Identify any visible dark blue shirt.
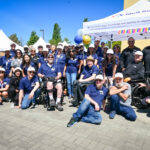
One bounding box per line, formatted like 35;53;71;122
82;65;99;79
21;62;35;76
54;54;66;74
66;58;79;73
10;49;16;58
38;63;61;77
98;57;104;70
0;78;10;88
85;84;108;108
0;55;13;76
19;75;39;94
38;56;48;65
105;59;118;77
96;47;103;57
37;52;43;58
84;54;98;60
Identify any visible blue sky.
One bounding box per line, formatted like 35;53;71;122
0;0;123;45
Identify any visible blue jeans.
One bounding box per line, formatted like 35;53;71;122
21;89;40;109
66;72;77;96
73;98;102;124
110;94;137;121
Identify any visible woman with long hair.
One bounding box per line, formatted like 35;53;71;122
8;67;22;106
102;49;118;86
21;54;35;77
63;49;79;99
9;49;23;77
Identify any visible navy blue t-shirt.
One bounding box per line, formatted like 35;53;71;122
38;56;48;65
96;47;103;57
0;55;13;76
82;65;99;79
0;78;10;88
19;75;39;94
38;63;61;77
85;84;108;108
54;54;66;74
66;58;79;73
10;49;16;58
21;62;35;76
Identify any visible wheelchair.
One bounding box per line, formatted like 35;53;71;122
38;77;64;111
131;72;150;108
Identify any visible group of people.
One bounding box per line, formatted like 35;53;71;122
0;36;150;127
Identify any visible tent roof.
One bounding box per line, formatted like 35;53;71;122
83;0;150;41
33;37;47;50
0;30;23;51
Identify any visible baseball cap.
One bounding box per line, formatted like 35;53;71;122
115;73;123;78
27;67;35;72
95;75;103;80
106;49;114;54
134;51;143;56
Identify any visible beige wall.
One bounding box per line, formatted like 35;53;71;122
122;0;150;50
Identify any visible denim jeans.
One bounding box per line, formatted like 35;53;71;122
73;98;102;124
110;94;137;121
66;72;77;96
21;89;40;109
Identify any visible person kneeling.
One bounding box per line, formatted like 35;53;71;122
109;73;137;121
17;67;40;109
67;75;108;127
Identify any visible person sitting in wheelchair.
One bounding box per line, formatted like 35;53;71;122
123;51;144;83
138;83;150;106
71;56;99;107
38;53;63;111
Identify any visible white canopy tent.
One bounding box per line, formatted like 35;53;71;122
0;29;23;51
33;37;47;51
83;0;150;41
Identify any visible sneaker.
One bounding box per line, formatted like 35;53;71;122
70;99;79;107
30;103;36;109
109;111;116;119
56;103;63;111
49;99;56;107
67;117;77;127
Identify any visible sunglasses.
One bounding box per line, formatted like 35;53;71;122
0;71;4;74
128;41;134;42
96;79;103;82
29;71;35;74
48;56;54;58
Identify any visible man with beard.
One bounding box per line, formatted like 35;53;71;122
109;73;137;121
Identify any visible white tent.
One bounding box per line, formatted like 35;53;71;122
83;0;150;41
33;37;47;51
0;29;23;51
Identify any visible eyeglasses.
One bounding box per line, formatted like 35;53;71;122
29;71;35;74
48;56;54;58
96;79;103;82
0;71;4;74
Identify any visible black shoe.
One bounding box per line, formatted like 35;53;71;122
30;103;36;109
49;99;56;107
70;99;79;107
0;102;3;105
56;103;63;111
67;117;77;127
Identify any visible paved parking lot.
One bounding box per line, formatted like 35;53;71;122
0;97;150;150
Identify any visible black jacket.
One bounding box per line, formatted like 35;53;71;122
143;46;150;72
120;46;141;69
123;61;144;80
9;76;22;90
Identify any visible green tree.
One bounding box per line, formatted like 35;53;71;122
49;23;62;45
83;18;88;22
63;37;70;44
27;31;39;46
9;34;21;45
106;41;121;49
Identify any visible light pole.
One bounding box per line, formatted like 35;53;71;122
40;29;44;40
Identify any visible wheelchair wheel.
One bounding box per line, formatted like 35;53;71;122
132;85;146;108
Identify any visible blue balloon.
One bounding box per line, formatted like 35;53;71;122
74;35;82;44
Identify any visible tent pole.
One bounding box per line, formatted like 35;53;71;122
110;34;113;49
